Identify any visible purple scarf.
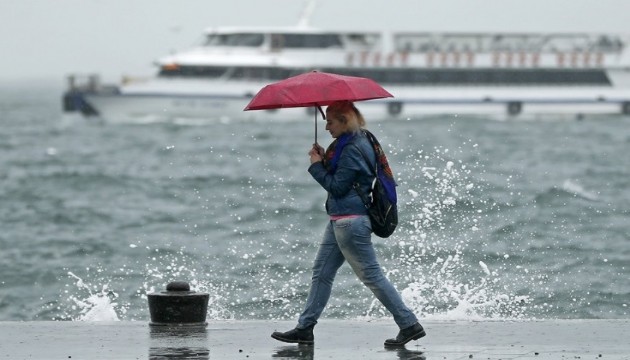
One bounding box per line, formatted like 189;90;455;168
323;132;355;174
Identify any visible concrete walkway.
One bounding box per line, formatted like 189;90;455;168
0;319;628;359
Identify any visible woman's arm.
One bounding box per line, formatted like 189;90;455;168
308;144;363;197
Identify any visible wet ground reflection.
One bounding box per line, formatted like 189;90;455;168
149;325;209;359
272;344;314;359
385;346;426;360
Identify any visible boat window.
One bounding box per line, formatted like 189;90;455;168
231;67;272;80
205;34;218;46
160;64;611;86
204;33;264;47
229;67;303;81
158;66;228;78
346;33;379;47
324;68;611;86
160;66;307;81
272;34;342;48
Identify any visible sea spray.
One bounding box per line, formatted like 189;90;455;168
65;272;121;321
55;245;233;321
141;245;233;320
561;179;599;201
52;140;539;321
380;141;534;320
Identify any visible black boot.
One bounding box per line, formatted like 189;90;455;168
271;325;314;345
384;322;426;347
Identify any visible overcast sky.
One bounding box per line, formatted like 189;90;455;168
1;0;629;83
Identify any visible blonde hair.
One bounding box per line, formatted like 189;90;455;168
326;100;365;132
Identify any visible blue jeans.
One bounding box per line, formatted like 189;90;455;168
297;215;418;329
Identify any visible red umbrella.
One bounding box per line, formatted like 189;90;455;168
244;70;393;142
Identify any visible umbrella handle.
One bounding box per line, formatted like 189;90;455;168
315;105;325;144
317;105;326;120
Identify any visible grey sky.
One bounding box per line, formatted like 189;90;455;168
1;0;629;82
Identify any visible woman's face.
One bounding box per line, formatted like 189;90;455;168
325;115;345;138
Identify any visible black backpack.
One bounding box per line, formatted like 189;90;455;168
352;133;398;238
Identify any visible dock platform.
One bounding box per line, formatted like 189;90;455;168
1;319;628;359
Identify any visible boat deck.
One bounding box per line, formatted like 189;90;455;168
1;319;629;359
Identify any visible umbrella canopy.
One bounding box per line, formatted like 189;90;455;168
244;71;393;143
244;70;393;111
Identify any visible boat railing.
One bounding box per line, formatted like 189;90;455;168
393;33;625;55
340;50;612;69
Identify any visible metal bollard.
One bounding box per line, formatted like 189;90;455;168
148;281;209;326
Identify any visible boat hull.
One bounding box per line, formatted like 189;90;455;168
78;85;630;122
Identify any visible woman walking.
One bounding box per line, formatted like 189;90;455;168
271;100;425;347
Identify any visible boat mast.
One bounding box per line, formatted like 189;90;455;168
297;0;317;28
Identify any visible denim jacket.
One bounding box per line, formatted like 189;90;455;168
308;130;376;216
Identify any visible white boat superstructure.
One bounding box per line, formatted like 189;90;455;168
63;24;630;121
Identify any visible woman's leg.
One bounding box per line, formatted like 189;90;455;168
334;216;418;329
297;221;346;328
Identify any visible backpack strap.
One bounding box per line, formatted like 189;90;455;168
350;142;377;209
351;143;377;177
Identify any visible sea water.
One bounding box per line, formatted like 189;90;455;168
0;81;628;322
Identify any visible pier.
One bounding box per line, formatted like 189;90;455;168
1;319;628;359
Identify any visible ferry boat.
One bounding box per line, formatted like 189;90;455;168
63;19;630;121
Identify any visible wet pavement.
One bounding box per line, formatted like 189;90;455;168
1;319;629;359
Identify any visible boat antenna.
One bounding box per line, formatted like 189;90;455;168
297;0;317;28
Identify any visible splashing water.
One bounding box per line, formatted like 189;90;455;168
53;139;540;322
65;272;121;321
140;246;234;321
561;179;599;201
57;247;234;322
371;140;534;320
